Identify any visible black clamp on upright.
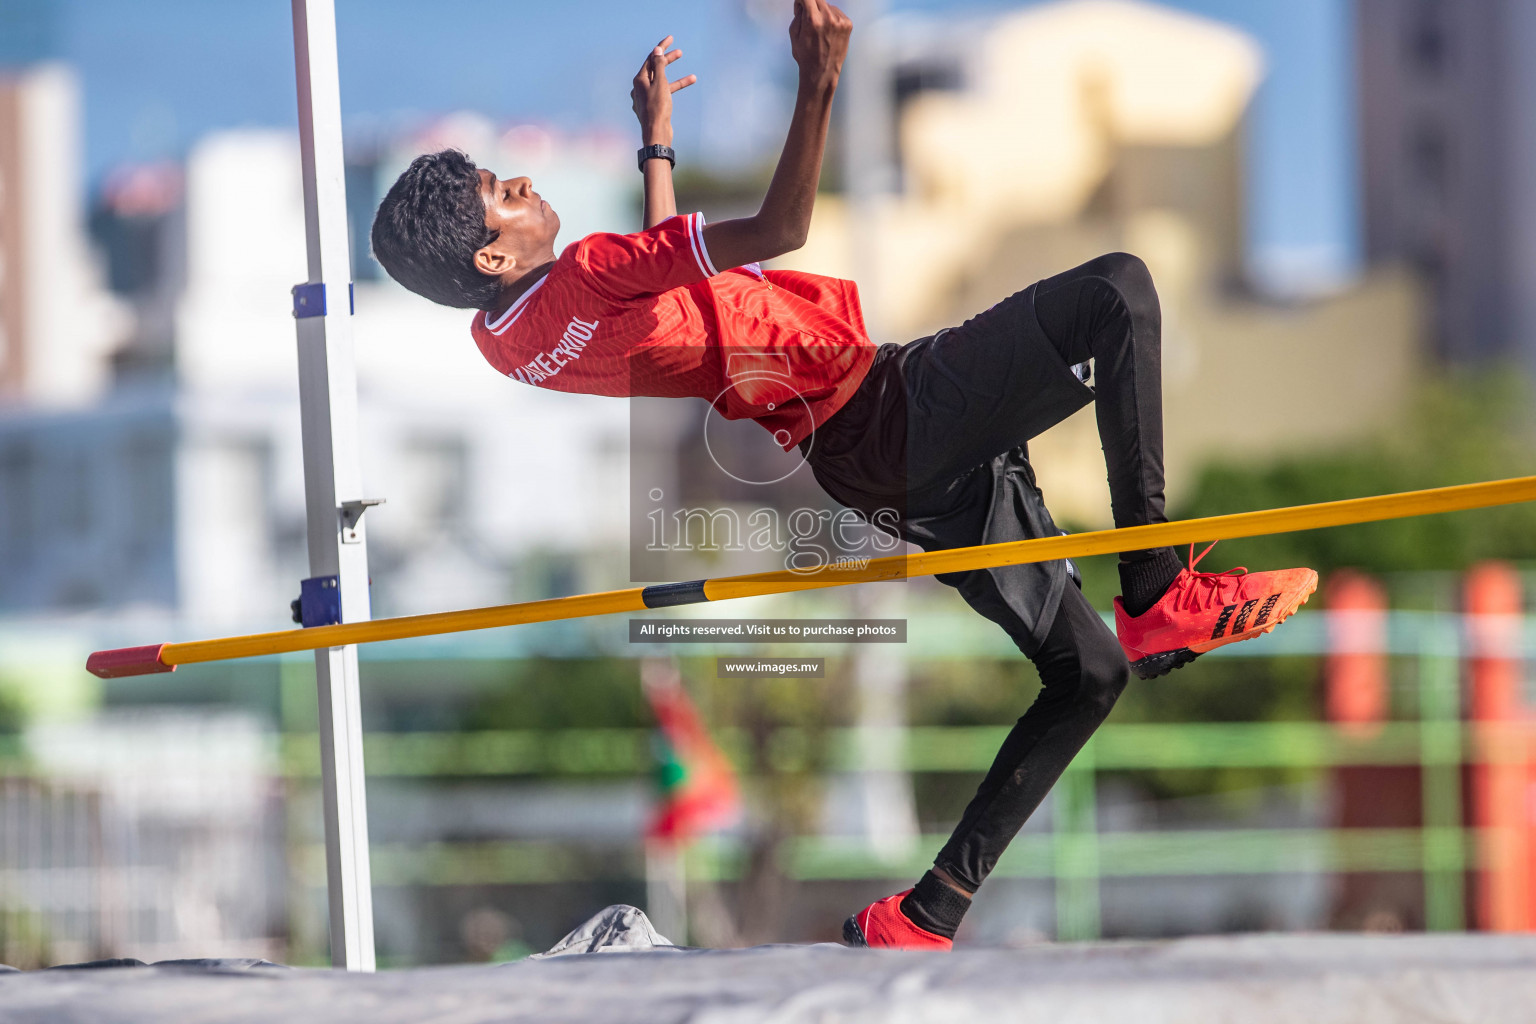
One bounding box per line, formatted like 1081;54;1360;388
291;575;342;627
291;282;355;318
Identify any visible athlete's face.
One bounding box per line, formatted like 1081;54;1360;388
474;169;560;279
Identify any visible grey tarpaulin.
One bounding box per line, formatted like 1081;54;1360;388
529;903;680;958
3;906;1536;1023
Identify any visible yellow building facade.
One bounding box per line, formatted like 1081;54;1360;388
780;0;1421;526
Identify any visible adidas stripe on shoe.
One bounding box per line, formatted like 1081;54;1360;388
1115;543;1318;680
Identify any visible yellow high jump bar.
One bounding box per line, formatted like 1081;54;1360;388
87;474;1536;678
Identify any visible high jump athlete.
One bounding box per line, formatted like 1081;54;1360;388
370;0;1317;950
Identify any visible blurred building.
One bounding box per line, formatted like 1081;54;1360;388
1357;0;1536;374
784;0;1424;525
0;95;649;963
90;162;185;385
0;65;126;405
0;110;639;626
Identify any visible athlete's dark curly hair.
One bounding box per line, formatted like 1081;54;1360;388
371;149;501;309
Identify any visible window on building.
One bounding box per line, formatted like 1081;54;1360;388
89;165;184;300
55;449;91;537
346;160;383;282
1408;119;1450;203
0;441;33;565
1406;0;1448;77
123;435;172;564
891;57;966;193
398;435;468;538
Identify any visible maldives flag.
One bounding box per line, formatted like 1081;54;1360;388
642;662;740;844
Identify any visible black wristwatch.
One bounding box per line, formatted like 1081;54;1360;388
637;144;676;172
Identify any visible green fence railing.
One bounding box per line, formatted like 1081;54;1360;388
265;604;1536;941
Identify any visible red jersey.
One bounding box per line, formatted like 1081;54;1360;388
470;212;875;450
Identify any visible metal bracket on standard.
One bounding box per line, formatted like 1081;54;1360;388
291;282;356;318
292;575;342;627
339;498;385;544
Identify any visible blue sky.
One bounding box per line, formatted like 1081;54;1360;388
50;0;1355;284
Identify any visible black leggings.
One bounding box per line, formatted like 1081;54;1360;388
935;253;1164;892
804;252;1167;893
933;583;1129;890
1033;252;1168;549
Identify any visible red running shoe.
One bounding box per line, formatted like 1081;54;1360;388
1115;543;1318;679
842;890;953;950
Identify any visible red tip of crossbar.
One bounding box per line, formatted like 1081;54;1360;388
86;644;176;679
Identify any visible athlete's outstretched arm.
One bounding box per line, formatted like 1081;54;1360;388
701;0;851;269
633;36;696;230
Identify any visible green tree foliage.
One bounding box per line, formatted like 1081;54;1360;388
0;688;23;735
1173;369;1536;583
1112;371;1536;799
465;657;648;732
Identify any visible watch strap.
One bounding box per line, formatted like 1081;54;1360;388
637;144;676;172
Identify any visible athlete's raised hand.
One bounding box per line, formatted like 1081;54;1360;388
631;35;696;148
696;0;849;270
789;0;852;89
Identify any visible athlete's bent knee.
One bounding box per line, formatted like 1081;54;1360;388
1076;643;1130;719
1092;252;1158;318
